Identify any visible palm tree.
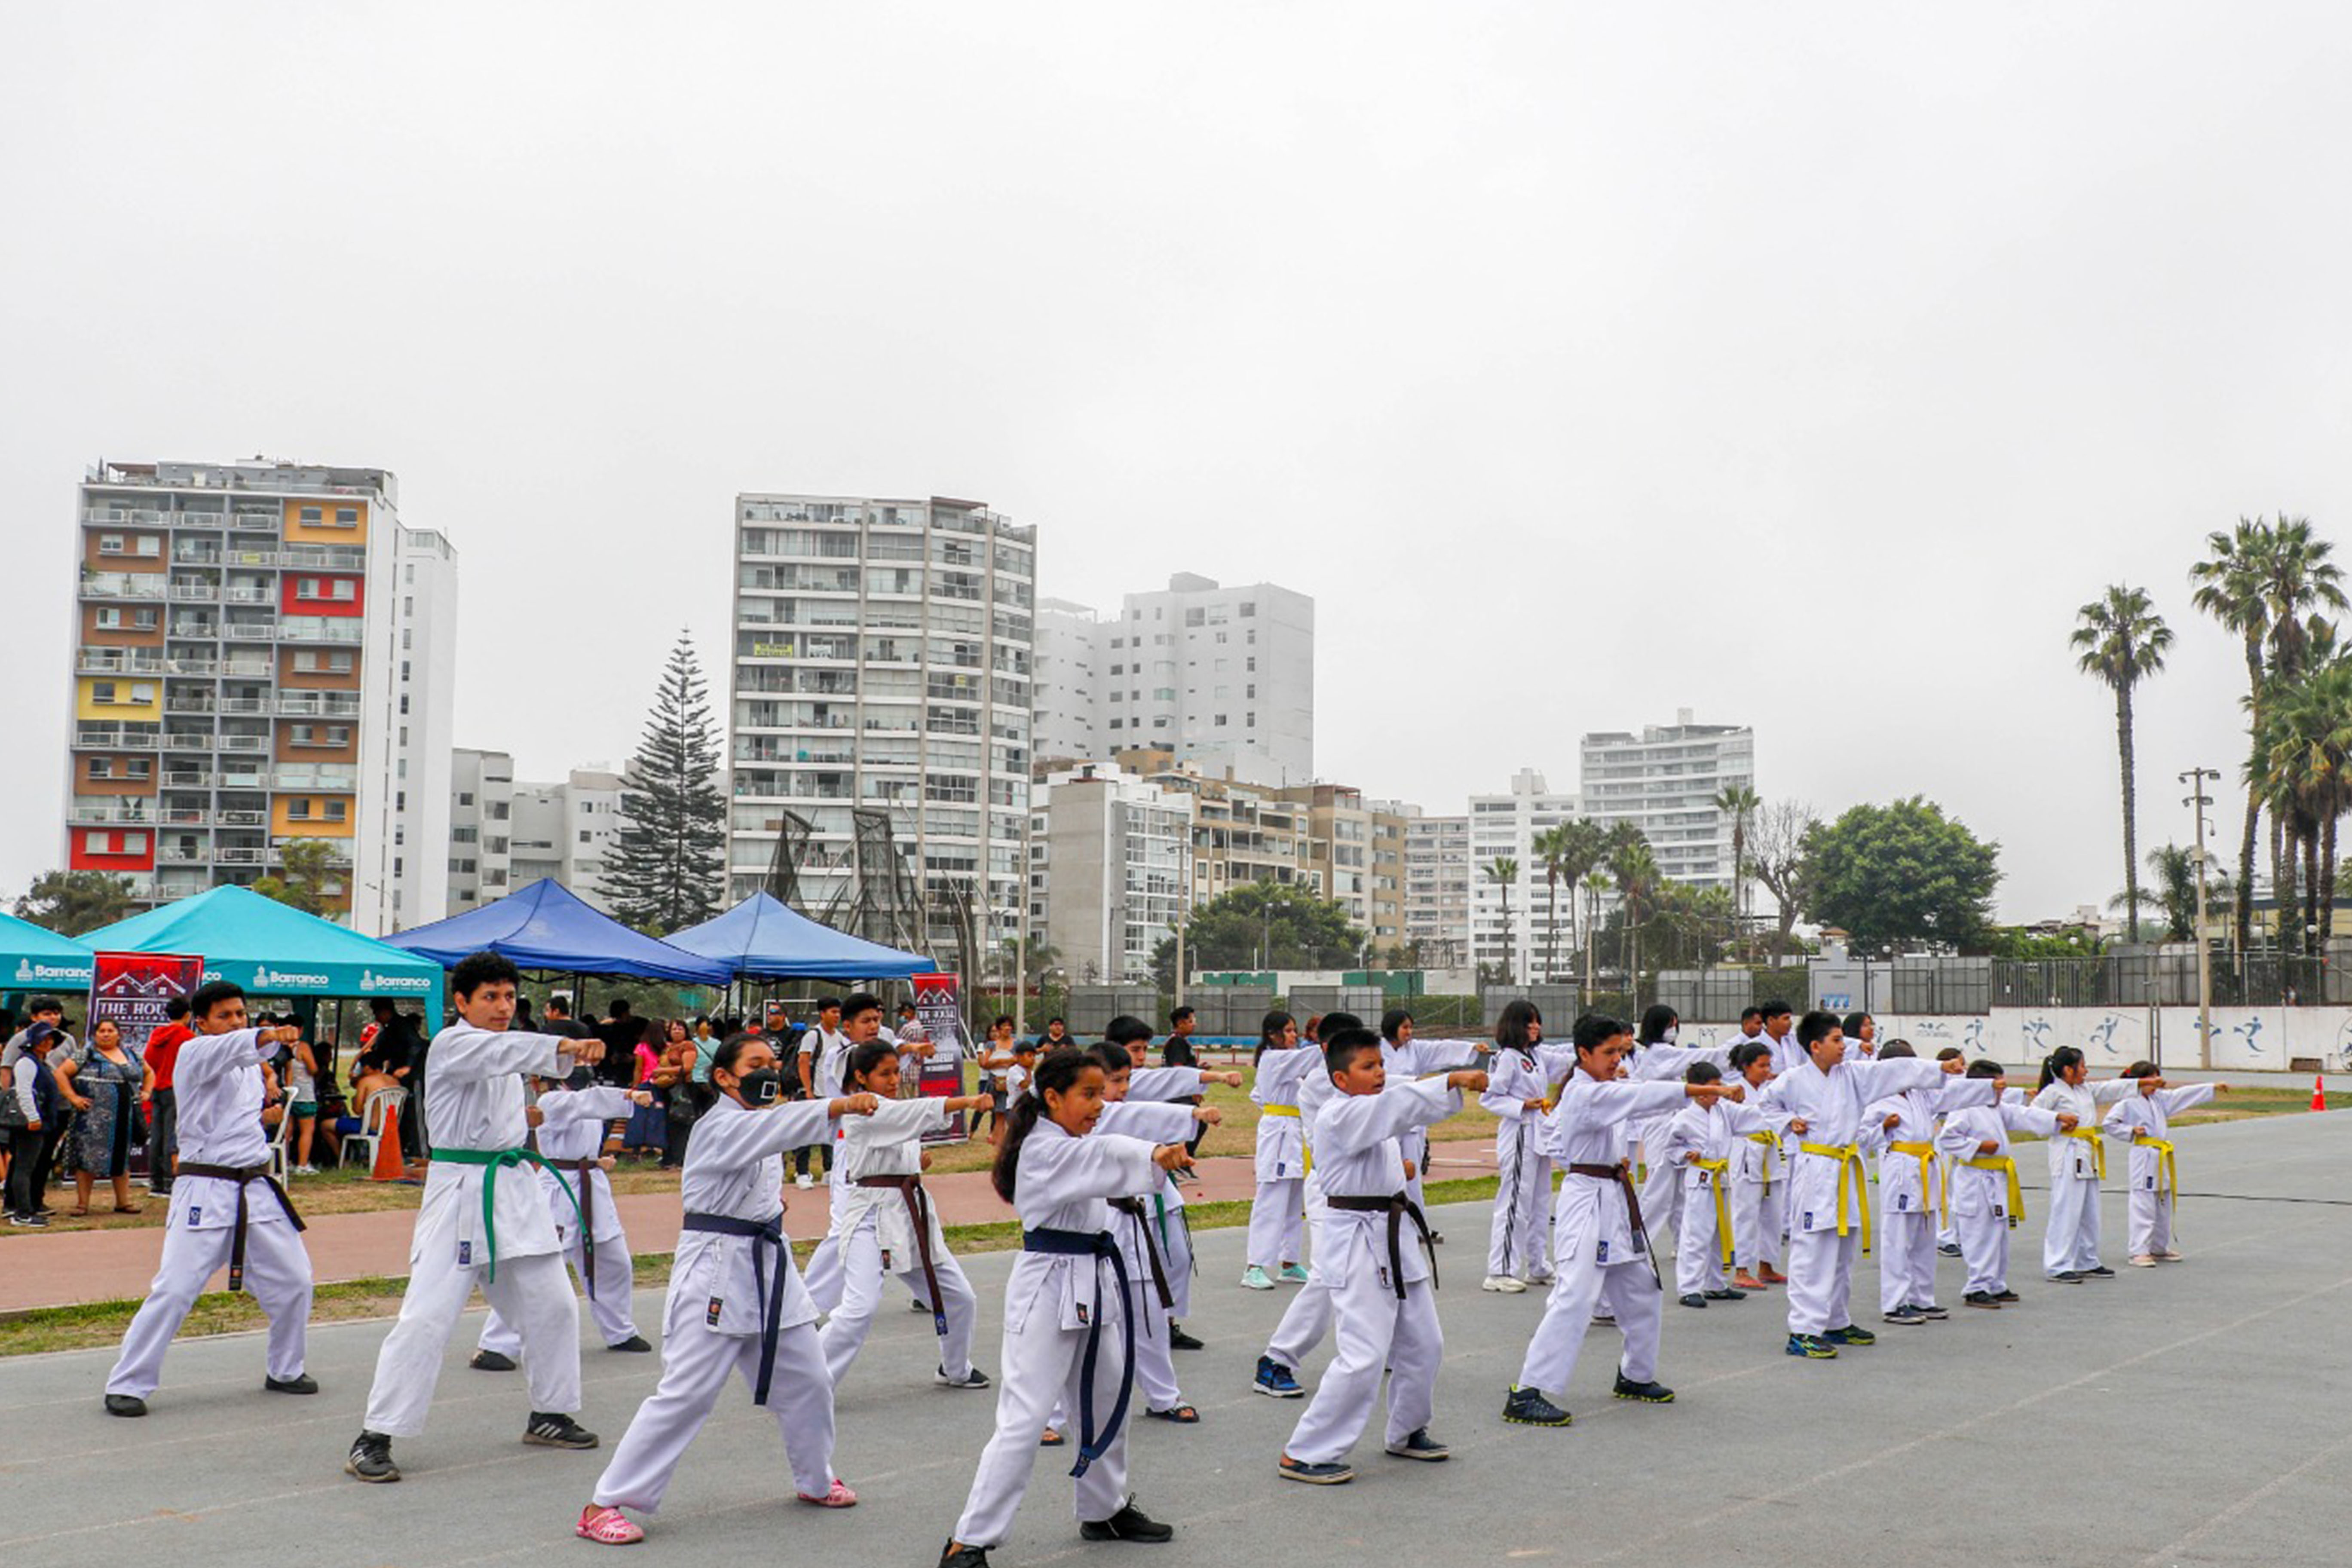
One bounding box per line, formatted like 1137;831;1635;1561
1581;870;1611;992
1485;855;1521;985
2073;585;2173;945
2137;842;2233;943
1714;783;1761;952
1531;825;1570;983
1553;818;1608;998
2260;658;2352;954
1605;828;1659;997
2191;519;2276;953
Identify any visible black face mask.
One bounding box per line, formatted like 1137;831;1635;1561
734;1067;784;1107
565;1064;595;1092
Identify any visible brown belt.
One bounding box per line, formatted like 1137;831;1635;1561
854;1174;949;1335
1566;1159;1661;1289
1326;1191;1436;1299
566;1156;603;1300
1108;1196;1175;1311
178;1161;305;1293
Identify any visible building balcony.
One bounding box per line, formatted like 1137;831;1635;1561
76;726;159;750
222;547;280;569
224;585;274;604
164;695;217;714
79;648;165;674
217;735;271;753
158;808;212;826
157;845;211;864
218;808;269;826
159;770;213;789
69;803;156;825
280;545;364;571
212;847;269;866
166;579;220;602
80;573;168;601
276;692;360;718
278;622;365;644
217;696;271;716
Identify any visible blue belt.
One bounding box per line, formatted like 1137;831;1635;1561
1023;1226;1134;1478
682;1212;787;1405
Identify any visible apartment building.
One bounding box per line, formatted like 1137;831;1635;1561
1468;768;1583;983
1403;812;1471;968
1029;761;1194;985
1578;710;1756;891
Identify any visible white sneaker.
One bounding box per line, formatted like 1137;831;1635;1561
294;1165;318;1176
795;1173;815;1189
1481;1275;1527;1294
1522;1271;1556;1287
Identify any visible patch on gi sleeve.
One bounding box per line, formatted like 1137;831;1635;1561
458;1241;472;1267
188;1205;202;1225
1596;1239;1610;1263
1803;1211;1815;1230
707;1295;723;1326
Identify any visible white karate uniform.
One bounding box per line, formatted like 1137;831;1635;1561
1759;1056;1993;1337
1729;1096;1789;1273
1247;1044;1320;1270
1283;1076;1462;1464
107;1027;313;1398
361;1023;581;1438
1126;1066;1207;1318
795;1026;859;1307
1384;1035;1473;1208
2101;1084;2217;1257
1656;1098;1765;1298
1513;1071;1683;1399
1264;1065;1340;1373
2030;1077;2136;1276
479;1085;640;1356
950;1124;1166;1549
1098;1099;1198;1413
593;1095;841;1509
1867;1084;1957;1314
816;1095;978;1388
1629;1041;1736;1243
1936;1100;2060;1296
1482;1043;1575;1281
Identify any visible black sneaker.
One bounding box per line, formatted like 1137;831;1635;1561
2049;1271;2084;1284
937;1364;991;1390
8;1212;49;1228
2084;1265;2116;1278
1882;1307;1926;1326
1937;1242;1963;1257
103;1393;147;1417
1384;1428;1449;1460
1502;1385;1572;1426
1963;1291;2002;1310
1915;1302;1950;1320
265;1373;319;1394
523;1411;599;1449
1824;1325;1877;1347
1678;1292;1708;1308
1612;1374;1675;1403
606;1335;652;1353
346;1430;399;1483
941;1545;989;1568
1253;1355;1304;1398
1167;1324;1204;1352
469;1349;518;1372
911;1298;932;1313
1080;1500;1176;1539
1703;1289;1746;1302
1994;1289;2020;1303
1277;1457;1355;1484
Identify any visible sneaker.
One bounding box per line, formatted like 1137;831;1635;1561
1522;1270;1556;1286
2158;1248;2184;1261
1612;1374;1674;1403
1882;1307;1926;1326
524;1411;599;1449
1703;1289;1746;1302
607;1335;653;1353
1278;1263;1312;1284
1678;1292;1708;1309
103;1393;147;1417
797;1479;858;1508
1278;1457;1355;1485
795;1173;815;1189
1145;1404;1200;1424
1501;1385;1572;1426
2129;1253;2158;1268
1785;1333;1837;1359
265;1373;319;1394
1240;1265;1276;1291
576;1504;645;1544
1253;1355;1304;1398
346;1430;399;1483
2085;1265;2116;1278
8;1212;48;1227
1167;1324;1204;1351
1757;1263;1788;1283
1937;1242;1963;1257
1429;1230;1446;1245
941;1547;990;1568
469;1349;518;1372
1591;1309;1616;1324
937;1364;991;1390
1915;1302;1950;1320
2049;1271;2084;1284
1994;1289;2020;1303
1384;1428;1450;1460
1080;1501;1174;1539
1824;1325;1877;1347
1963;1291;2002;1310
912;1297;932;1312
293;1164;319;1176
1482;1274;1528;1294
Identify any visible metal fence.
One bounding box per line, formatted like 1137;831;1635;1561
1287;986;1391;1027
1064;985;1161;1038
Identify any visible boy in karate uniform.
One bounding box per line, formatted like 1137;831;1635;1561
1863;1041;1953;1326
1252;1011;1365;1399
1656;1060;1767;1309
104;983;312;1416
1277;1027;1486;1483
1936;1059;2074;1307
1726;1042;1788;1290
473;1071;657;1371
2102;1062;2225;1265
348;951;609;1482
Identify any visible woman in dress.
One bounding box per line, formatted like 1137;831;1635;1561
55;1018;143;1216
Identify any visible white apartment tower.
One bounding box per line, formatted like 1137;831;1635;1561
1468;769;1583;983
1404;813;1471;969
446;747;515;913
1578;710;1756;891
1030;762;1195;985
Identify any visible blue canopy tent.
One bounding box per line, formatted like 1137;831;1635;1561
0;910;96;993
78;885;446;1023
380;878;734;986
664;892;933;982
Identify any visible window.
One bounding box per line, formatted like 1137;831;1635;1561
98;533;126;554
399;695;409;715
1185;607;1204;627
458;791;474;806
128;758;150;779
300;506;322;524
335;507;358;525
1240;601;1256;617
88;757;113;779
287;798;312;820
325;799;347;823
579;830;592;844
137;535;160;557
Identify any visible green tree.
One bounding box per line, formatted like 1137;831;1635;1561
252;839;342;916
1804;797;2001;952
602;631;728;934
1149;882;1364;988
1484;857;1519;985
1531;826;1570;983
1549;818;1608;992
13;870;138;935
2259;655;2352;954
1714;783;1761;952
2133;842;2232;944
1604;827;1658;990
2073;584;2172;945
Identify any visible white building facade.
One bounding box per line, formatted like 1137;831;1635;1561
1578;710;1756;891
1468;769;1583;984
1403;813;1471;969
445;747;514;913
1030;762;1195;985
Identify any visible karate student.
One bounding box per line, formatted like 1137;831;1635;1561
1656;1060;1768;1308
1378;1008;1486;1241
940;1048;1194;1568
817;1041;994;1391
347;951;610;1483
1252;1011;1366;1400
1243;1010;1317;1290
1727;1042;1788;1291
802;994;906;1314
1629;1005;1736;1258
1756;1011;1997;1360
2030;1046;2143;1283
1503;1014;1731;1428
2102;1062;2225;1265
1108;1018;1241;1354
576;1034;879;1544
1936;1060;2074;1308
793;997;846;1188
1932;1047;1967;1258
1482;1000;1571;1292
1758;1000;1801;1075
1277;1029;1487;1483
1862;1041;1951;1326
474;1072;657;1372
103;982;312;1416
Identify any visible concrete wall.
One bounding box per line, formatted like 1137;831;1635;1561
1679;1007;2352;1073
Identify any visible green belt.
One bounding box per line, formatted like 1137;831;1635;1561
431;1145;584;1282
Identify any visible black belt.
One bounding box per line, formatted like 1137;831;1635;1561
1108;1195;1176;1310
566;1157;601;1301
178;1161;306;1293
1023;1226;1134;1479
855;1174;948;1336
1568;1159;1661;1289
681;1211;787;1405
1326;1191;1435;1300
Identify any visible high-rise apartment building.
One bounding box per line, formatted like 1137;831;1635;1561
1029;761;1194;985
1578;710;1756;890
446;747;515;913
727;494;1034;960
1275;784;1409;959
1468;769;1582;983
68;459;456;933
1404;813;1471;969
1031;573;1313;784
511;766;625;912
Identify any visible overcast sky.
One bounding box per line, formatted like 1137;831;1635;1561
5;3;2349;923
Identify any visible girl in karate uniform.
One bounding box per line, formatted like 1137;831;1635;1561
1242;1010;1316;1291
1935;1059;2075;1308
1482;1000;1574;1292
817;1041;993;1392
1726;1042;1788;1291
1107;1029;1239;1356
576;1033;879;1544
1503;1014;1731;1428
1862;1041;1955;1326
941;1049;1195;1568
2030;1046;2142;1282
2102;1061;2225;1265
1655;1060;1768;1308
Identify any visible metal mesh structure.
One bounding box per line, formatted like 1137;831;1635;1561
850;806;925;954
761;808;815;913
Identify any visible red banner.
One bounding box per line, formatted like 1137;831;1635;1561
89;950;205;1057
911;972;968;1143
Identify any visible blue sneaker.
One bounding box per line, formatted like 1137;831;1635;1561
1824;1324;1877;1347
1278;1263;1311;1284
1785;1333;1838;1360
1253;1355;1304;1398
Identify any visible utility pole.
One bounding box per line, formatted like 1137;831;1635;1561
2183;767;2220;1071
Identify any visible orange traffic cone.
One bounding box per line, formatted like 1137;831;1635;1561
2313;1076;2328;1113
371;1102;407;1180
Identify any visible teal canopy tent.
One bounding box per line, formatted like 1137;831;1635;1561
78;885;446;1023
0;910;96;992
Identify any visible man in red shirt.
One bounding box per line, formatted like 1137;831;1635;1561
142;997;193;1196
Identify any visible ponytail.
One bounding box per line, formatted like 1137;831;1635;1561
990;1047;1096;1204
2036;1045;2084;1093
1254;1010;1296;1069
1495;998;1541;1057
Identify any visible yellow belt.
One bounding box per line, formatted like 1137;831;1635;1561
2065;1127;2107;1182
1797;1141;1871;1252
1263;1105;1307;1174
1264;1105;1300;1117
1963;1155;2025;1225
1889;1139;1942;1224
1692;1157;1734;1265
2134;1134;2178;1208
1746;1130;1780;1195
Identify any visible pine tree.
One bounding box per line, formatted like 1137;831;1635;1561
601;631;727;933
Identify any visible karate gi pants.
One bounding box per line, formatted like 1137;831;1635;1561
1158;1202;1196;1319
1246;1176;1306;1270
1674;1180;1730;1298
107;1210;312;1397
363;1249;580;1436
1730;1180;1783;1271
1283;1274;1441;1465
1266;1250;1335;1371
952;1305;1136;1546
817;1213;978;1387
1783;1227;1859;1335
593;1295;835;1509
1635;1148;1681;1258
1877;1205;1939;1313
2043;1174;2103;1276
1954;1208;2012;1296
1515;1255;1661;1396
479;1227;638;1355
1487;1120;1554;1280
2126;1182;2176;1257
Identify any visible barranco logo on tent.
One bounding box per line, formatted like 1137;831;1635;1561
14;959;88;983
361;969;433;993
249;965;334;989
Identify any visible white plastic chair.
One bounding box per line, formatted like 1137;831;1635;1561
267;1096;296;1182
338;1085;408;1170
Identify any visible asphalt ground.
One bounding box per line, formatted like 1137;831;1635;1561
3;1110;2347;1568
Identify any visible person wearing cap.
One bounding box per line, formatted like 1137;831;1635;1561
5;1016;67;1226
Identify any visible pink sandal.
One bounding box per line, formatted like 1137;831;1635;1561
797;1479;858;1508
576;1504;645;1544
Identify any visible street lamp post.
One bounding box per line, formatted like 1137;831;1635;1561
2182;767;2220;1071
